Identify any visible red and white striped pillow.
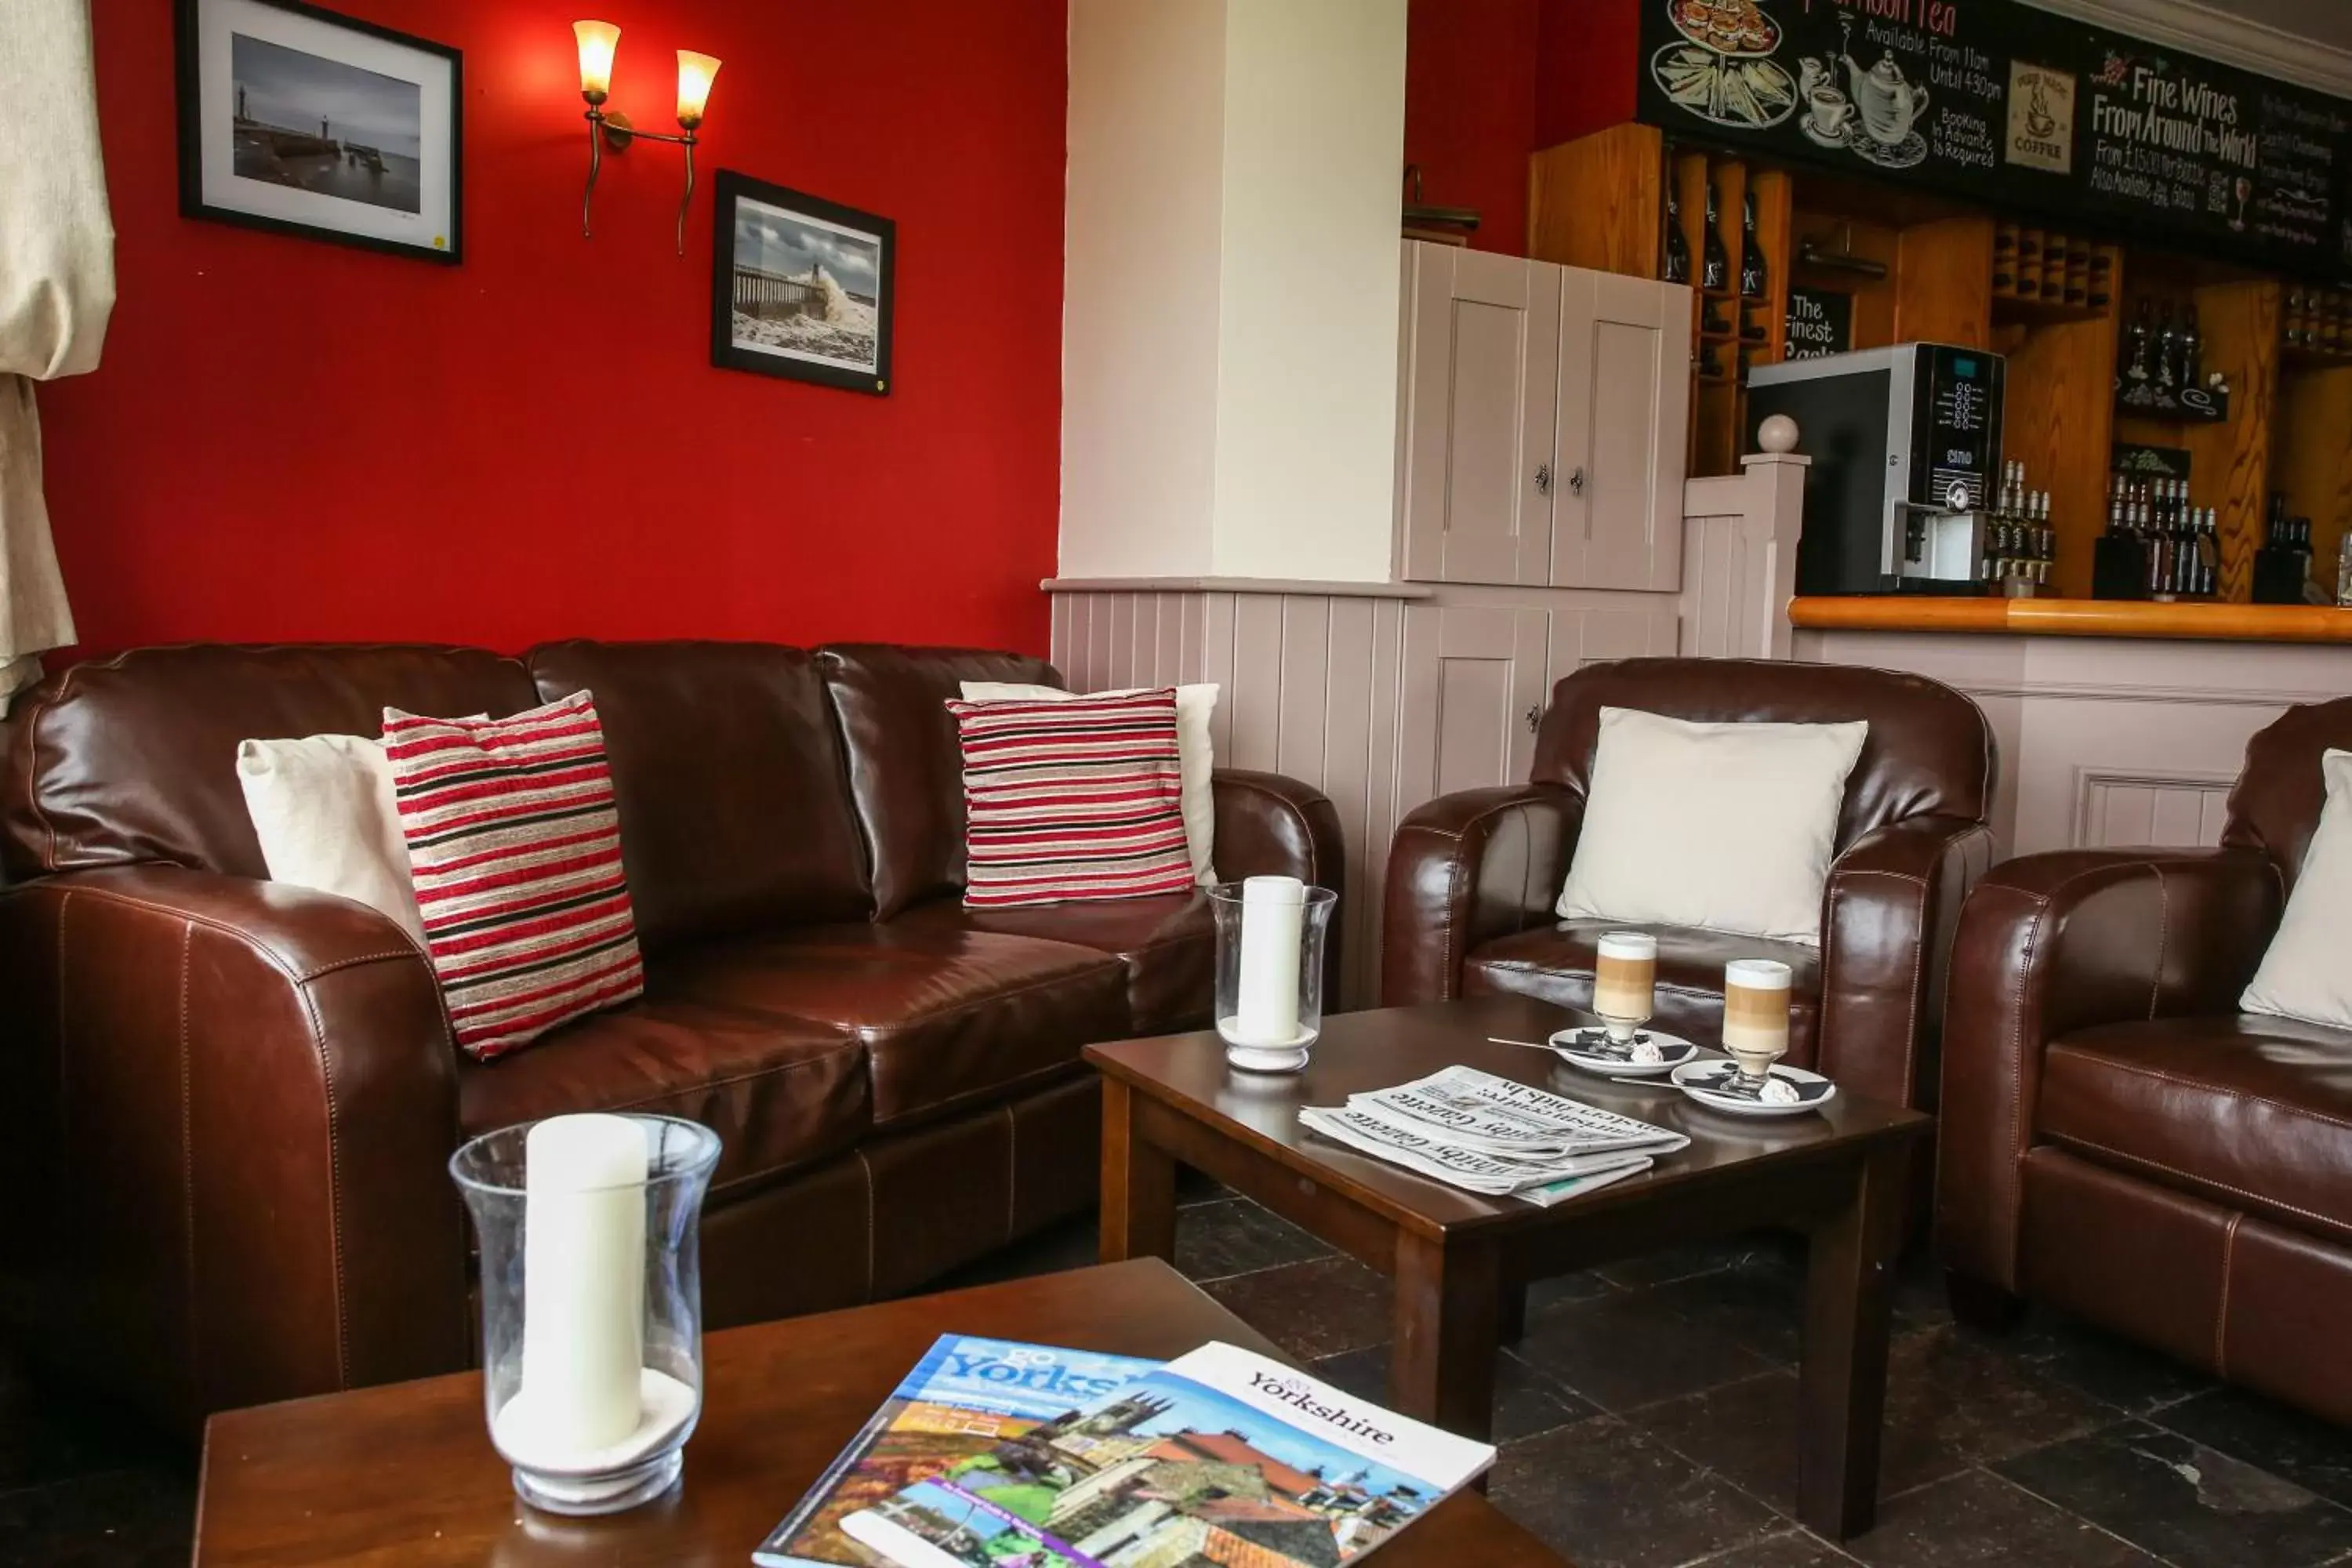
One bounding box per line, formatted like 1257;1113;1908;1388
946;687;1196;908
382;691;644;1062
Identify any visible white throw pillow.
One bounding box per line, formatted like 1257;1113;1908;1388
1556;706;1869;946
238;733;430;943
2242;748;2352;1029
960;681;1218;885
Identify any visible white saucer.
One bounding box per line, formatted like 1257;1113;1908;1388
1549;1025;1700;1078
1669;1058;1837;1117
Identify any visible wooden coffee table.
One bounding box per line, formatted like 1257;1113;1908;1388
193;1256;1566;1566
1087;995;1930;1541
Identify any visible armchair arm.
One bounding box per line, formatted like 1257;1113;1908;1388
1817;814;1997;1111
1936;846;2282;1291
1210;770;1346;999
1210;769;1344;891
1381;784;1583;1005
0;866;470;1437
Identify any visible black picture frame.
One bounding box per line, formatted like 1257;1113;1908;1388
710;170;895;395
175;0;463;264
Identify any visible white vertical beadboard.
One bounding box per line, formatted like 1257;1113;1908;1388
2197;788;2231;847
1203;593;1240;759
1276;597;1333;782
1107;597;1136;689
1087;594;1117;689
1229;596;1287;771
1361;597;1406;1004
1155;593;1186;685
1321;599;1378;1007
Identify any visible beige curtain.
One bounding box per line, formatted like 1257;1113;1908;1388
0;0;114;713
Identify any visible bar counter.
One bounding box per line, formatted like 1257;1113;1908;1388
1789;596;2352;645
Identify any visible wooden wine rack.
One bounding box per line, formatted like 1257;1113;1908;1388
1526;121;2352;602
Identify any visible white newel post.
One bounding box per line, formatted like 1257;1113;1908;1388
1741;446;1809;662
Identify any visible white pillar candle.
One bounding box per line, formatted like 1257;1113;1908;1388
1235;875;1306;1045
521;1113;648;1454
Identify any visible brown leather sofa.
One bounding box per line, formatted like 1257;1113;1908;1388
1939;695;2352;1424
0;641;1340;1438
1381;658;1994;1112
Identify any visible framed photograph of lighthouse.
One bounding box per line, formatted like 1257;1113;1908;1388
175;0;463;263
710;170;896;394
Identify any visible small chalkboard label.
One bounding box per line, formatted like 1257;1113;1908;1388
2112;441;2190;481
1785;287;1853;360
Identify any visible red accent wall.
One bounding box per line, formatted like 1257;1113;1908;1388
1533;0;1641;151
38;0;1068;659
1403;0;1538;257
1402;0;1642;260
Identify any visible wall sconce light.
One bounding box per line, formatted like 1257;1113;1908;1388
574;20;721;255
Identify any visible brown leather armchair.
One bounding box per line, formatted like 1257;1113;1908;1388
1939;695;2352;1424
0;641;1341;1438
1382;658;1994;1112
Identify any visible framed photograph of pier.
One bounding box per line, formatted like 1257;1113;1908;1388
175;0;462;263
710;171;895;394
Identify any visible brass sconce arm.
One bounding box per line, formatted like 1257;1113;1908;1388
582;106;700;254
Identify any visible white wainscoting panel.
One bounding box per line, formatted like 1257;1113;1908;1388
2074;770;2238;849
1795;628;2351;855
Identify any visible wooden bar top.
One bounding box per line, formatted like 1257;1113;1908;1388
1789;595;2352;644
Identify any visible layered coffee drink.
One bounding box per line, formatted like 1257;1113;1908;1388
1593;931;1659;1042
1722;958;1794;1081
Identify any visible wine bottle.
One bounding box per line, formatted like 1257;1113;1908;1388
2124;299;2153;383
1739;187;1766;301
1664;179;1691;285
1701;175;1730;293
2154;304;2180;390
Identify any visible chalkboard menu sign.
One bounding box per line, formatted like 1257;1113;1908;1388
1637;0;2352;281
1785;286;1853;356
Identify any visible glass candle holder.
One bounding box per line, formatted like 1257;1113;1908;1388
450;1113;722;1515
1209;877;1338;1073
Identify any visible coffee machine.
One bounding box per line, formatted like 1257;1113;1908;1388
1747;343;2005;596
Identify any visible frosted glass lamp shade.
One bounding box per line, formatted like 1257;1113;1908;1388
675;51;721;127
574;20;620;100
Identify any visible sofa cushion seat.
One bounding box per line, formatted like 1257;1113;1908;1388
457;996;868;1192
1463;920;1823;1065
651;922;1129;1127
897;892;1215;1036
2040;1016;2352;1243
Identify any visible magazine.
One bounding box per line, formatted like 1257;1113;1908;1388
1298;1102;1656;1203
837;1341;1494;1568
753;1336;1160;1568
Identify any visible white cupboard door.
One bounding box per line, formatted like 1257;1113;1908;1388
1399;243;1560;586
1395;604;1552;829
1552;270;1692;591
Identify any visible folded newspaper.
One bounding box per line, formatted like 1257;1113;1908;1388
1301;1065;1689;1204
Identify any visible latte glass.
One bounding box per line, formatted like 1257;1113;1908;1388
1592;931;1658;1044
1722;958;1794;1086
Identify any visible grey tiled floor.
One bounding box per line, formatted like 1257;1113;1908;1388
9;1181;2352;1565
957;1179;2352;1568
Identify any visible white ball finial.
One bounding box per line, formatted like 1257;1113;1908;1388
1756;414;1800;455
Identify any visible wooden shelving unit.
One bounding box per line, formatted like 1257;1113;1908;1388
1527;122;2352;603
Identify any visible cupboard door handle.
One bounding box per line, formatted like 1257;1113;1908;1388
1567;466;1585;496
1525;704;1542;734
1534;463;1553;497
